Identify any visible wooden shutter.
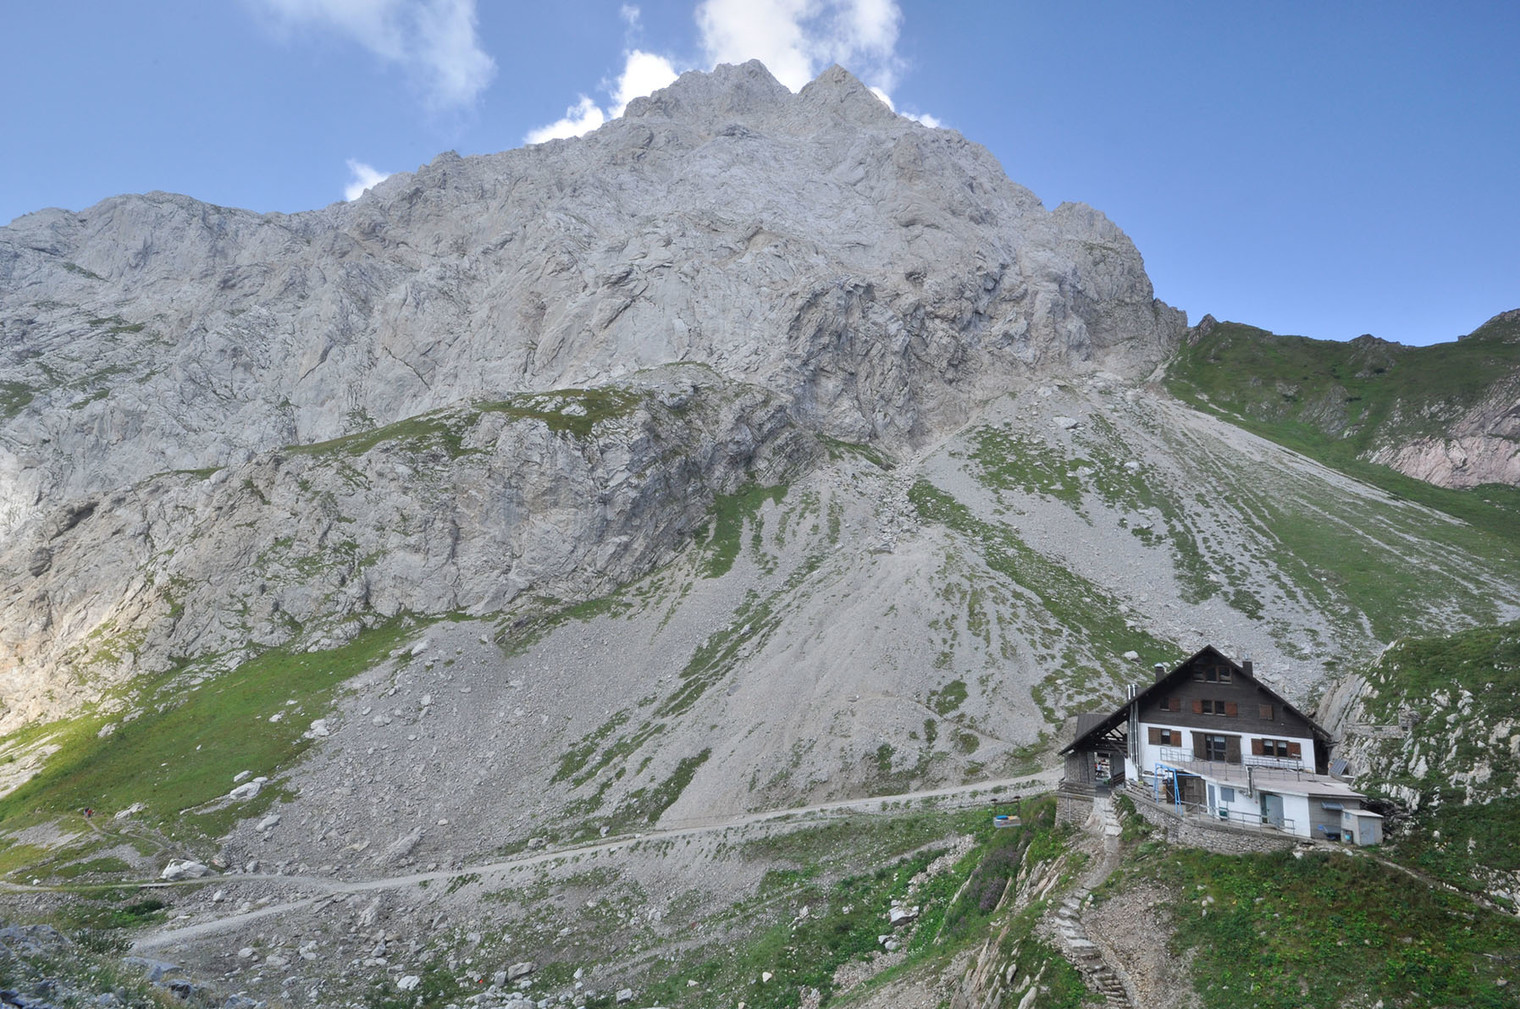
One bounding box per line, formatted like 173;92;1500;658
1259;704;1274;720
1225;701;1239;717
1191;731;1205;759
1225;735;1241;763
1288;741;1302;758
1148;727;1161;745
1251;738;1264;756
1191;699;1204;714
1169;697;1181;712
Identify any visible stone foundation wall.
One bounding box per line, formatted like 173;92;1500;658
1056;789;1093;827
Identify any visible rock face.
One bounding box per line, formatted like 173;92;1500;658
0;61;1183;728
0;61;1180;534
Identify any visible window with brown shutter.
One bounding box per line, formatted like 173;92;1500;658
1169;697;1181;712
1225;735;1241;763
1288;741;1302;757
1148;727;1161;745
1224;701;1238;717
1192;699;1204;714
1251;738;1264;756
1259;704;1274;720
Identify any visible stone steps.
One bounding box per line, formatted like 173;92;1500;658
1050;794;1135;1009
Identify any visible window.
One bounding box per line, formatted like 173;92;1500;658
1220;786;1236;803
1147;727;1179;746
1196;699;1239;716
1259;703;1274;720
1192;666;1234;683
1203;734;1229;761
1252;738;1301;758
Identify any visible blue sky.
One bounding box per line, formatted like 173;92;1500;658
2;1;1515;346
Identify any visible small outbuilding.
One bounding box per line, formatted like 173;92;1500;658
1341;807;1384;846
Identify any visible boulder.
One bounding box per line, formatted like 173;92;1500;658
122;956;180;983
159;860;209;881
227;777;267;802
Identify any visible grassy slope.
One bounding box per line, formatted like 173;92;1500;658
1110;838;1520;1009
1350;619;1520;897
1166;311;1520;452
629;796;1091;1009
0;616;420;854
1164;314;1520;545
919;385;1520;693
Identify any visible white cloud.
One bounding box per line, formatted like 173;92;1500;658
612;49;680;114
905;110;941;129
524;0;937;147
523;48;678;144
524;96;607;145
256;0;495;109
344;159;392;201
693;0;939;124
696;0;814;92
695;0;901;92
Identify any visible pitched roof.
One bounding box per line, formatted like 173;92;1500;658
1059;645;1331;754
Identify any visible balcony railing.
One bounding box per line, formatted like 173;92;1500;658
1154;748;1313;781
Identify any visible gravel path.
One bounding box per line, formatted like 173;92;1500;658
126;769;1060;952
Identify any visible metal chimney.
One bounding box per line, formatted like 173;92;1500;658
1153;662;1166;683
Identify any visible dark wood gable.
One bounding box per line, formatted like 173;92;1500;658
1139;650;1316;736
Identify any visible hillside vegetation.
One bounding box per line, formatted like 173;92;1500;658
1166;310;1520;499
1337;619;1520;904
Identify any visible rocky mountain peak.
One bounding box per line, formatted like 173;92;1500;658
1463;307;1520;342
622;59;793;130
